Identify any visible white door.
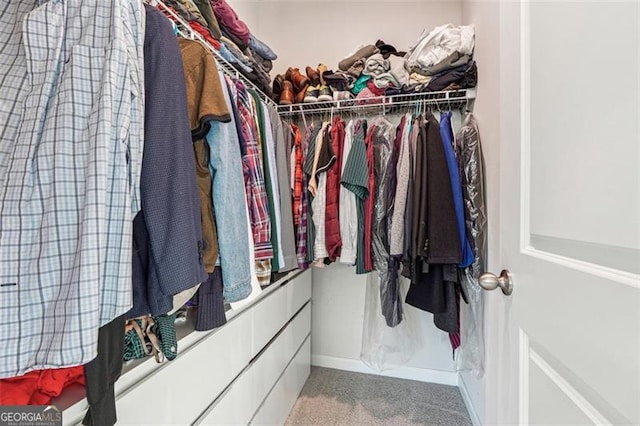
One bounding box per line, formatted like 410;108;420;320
488;1;640;424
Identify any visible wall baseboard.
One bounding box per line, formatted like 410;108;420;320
458;374;482;426
311;355;458;387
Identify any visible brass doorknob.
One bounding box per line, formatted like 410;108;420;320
479;269;514;295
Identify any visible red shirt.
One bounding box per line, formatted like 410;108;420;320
0;366;85;405
325;116;345;261
364;124;376;272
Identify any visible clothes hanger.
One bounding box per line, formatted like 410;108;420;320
298;105;308;130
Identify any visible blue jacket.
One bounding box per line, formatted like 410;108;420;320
129;6;208;318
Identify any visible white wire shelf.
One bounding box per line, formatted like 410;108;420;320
276;88;476;117
145;0;277;108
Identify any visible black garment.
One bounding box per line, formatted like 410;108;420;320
406;113;461;319
424;112;461;264
426;68;466;92
380;119;405;327
433;281;460;333
460;60;478;89
129;5;207;318
401;118;419;279
426;60;478;92
406;264;447;314
83;314;125;426
413;121;429;261
195;268;227;331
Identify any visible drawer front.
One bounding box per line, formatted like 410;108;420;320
251;337;311;426
286;270;312;319
197;303;311;425
252;270;311;357
116;313;252;425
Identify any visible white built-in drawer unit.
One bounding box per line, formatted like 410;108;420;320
62;269;312;426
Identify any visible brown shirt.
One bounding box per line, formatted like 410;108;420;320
179;39;231;272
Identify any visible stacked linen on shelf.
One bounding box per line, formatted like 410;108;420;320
320;25;479;103
211;0;277;96
402;24;477;93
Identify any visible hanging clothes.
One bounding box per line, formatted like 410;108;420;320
439;111;474;268
129;8;210;320
363;122;377;272
339;120;359;265
405;112;462;326
455;113;488;375
325;116;346;262
228;78;274;286
389;114;413;257
206;68;252;302
401;117;420;279
267;107;298;272
341;120;370;274
0;0;145;379
307;122;335;265
378;115;406;328
369;117;403;327
295;124;315;269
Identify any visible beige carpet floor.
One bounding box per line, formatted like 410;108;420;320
286;367;472;426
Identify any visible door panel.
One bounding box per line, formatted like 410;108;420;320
527;349;600;425
526;1;640;274
497;1;640;425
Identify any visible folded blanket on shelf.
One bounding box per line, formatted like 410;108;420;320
339;44;380;72
373;54;408;88
405;24;475;74
211;0;251;48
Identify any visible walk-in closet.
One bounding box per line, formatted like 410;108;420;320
1;1;638;425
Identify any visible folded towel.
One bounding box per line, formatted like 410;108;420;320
362;53;390;77
373;54;408;88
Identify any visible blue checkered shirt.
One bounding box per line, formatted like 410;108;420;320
0;0;145;378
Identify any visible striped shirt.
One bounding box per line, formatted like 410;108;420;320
295;125;315;269
0;1;145;378
341;120;369;274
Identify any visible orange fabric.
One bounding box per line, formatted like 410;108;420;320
291;124;303;226
0;366;85;405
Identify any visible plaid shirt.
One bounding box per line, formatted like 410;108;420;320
228;79;273;260
291;124;304;226
296;125;315;269
0;1;145;378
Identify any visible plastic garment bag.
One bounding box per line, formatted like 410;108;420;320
361;273;422;371
369;118;404;327
361;117;422;371
454;114;487;377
